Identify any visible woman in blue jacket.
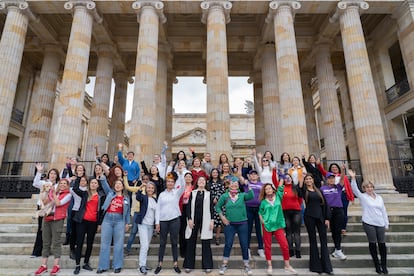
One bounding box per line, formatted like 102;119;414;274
96;175;131;274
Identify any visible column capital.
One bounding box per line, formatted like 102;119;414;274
330;1;369;22
132;1;166;24
114;71;132;84
392;0;414;30
64;0;103;23
266;1;301;23
0;0;37;21
96;43;114;57
248;71;262;84
201;1;232;24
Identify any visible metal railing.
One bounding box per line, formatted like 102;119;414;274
385;78;410;104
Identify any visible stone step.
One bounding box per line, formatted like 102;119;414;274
3;241;414;256
3;267;414;276
1;254;414;269
1;227;413;244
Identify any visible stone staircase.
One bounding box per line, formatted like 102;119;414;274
0;195;414;276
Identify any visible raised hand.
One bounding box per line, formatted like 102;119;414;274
35;163;44;173
348;169;356;178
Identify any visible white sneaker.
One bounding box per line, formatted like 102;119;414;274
244;265;253;275
284;266;298;275
257;249;265;258
331;249;347;260
248;249;251;258
219;264;227;275
267;266;273;276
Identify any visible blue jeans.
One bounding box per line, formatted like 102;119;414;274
98;213;125;270
126;213;139;251
138;224;154;267
223;222;249;261
246;206;263;250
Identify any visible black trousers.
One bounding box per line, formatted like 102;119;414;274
304;215;332;274
32;206;43;256
330;207;344;250
69;211;78;251
75;220;98;265
183;222;213;269
159;217;180;263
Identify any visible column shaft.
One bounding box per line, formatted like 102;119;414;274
339;3;394;191
301;72;319;154
108;74;128;159
130;5;160;164
155;47;169;149
85;46;114;161
261;44;282;155
315;45;347;162
49;5;93;168
336;70;359;161
253;82;265;153
203;2;232;164
21;49;60;170
271;2;308;157
0;6;29;164
165;72;175;161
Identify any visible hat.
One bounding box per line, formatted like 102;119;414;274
249;169;258;174
326;172;335;178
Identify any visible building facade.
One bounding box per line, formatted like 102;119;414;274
1;0;414;192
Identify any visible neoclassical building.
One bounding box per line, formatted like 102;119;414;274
1;0;413;193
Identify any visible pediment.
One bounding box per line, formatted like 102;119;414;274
172;127;207;145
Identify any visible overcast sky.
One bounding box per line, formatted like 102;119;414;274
86;76;254;121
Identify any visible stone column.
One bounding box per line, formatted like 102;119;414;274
85;44;114;161
21;46;61;172
130;1;165;164
394;1;414;91
155;44;170;150
268;1;308;157
201;0;232;164
261;43;282;156
0;1;31;165
301;71;319;155
49;1;96;168
165;72;176;161
335;70;359;161
337;1;394;191
108;73;128;158
250;73;265;153
315;43;347;163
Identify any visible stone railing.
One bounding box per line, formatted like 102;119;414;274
385;78;410;104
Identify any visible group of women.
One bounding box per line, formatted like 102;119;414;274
31;146;390;275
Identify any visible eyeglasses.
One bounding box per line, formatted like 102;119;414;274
262;159;269;162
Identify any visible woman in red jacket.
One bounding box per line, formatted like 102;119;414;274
34;179;72;276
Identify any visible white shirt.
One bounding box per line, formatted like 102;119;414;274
142;197;157;225
351;179;389;228
155;173;185;223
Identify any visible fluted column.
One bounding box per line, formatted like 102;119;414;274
268;1;308;157
261;43;282;155
250;73;265;153
49;1;96;168
335;70;359;161
21;46;61;172
108;73;128;158
131;1;165;164
85;44;114;161
155;44;170;150
315;43;347;163
301;71;319;154
394;1;414;90
0;1;31;165
337;1;394;191
201;0;232;164
165;72;176;160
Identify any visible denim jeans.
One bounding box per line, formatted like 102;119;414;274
138;224;154;267
223;222;249;261
126;212;139;251
98;213;125;270
246;206;263;250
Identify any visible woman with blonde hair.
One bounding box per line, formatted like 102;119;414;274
349;170;389;274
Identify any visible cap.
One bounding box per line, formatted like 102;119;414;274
326;172;335;178
249;169;258;174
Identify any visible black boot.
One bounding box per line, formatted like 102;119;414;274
63;233;70;246
378;243;388;274
289;249;294;257
369;243;382;274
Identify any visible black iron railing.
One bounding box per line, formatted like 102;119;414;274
385;78;410;104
